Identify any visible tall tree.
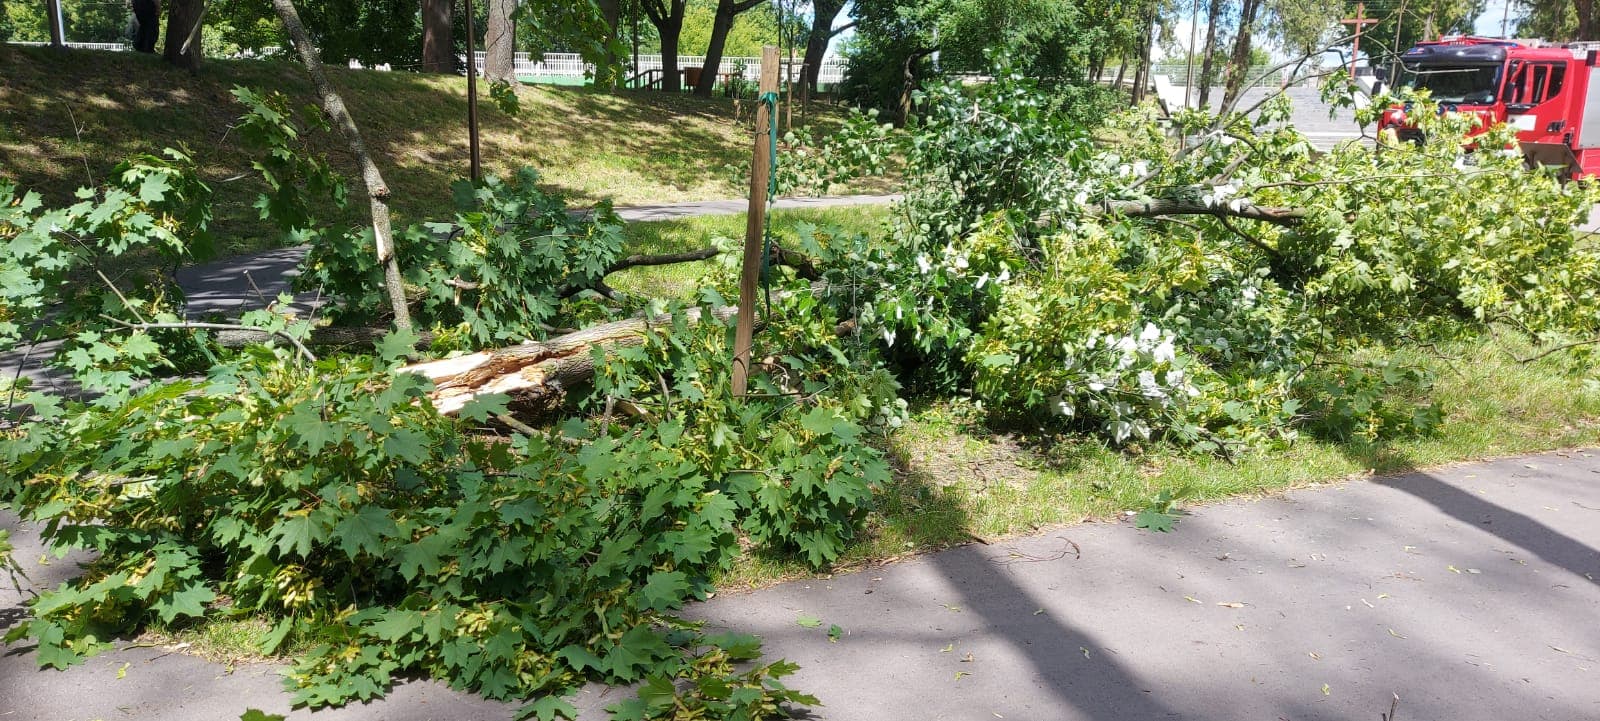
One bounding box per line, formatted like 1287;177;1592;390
422;0;454;72
1196;0;1224;108
164;0;205;68
803;0;848;94
1221;0;1261;109
693;0;763;96
641;0;687;91
485;0;517;83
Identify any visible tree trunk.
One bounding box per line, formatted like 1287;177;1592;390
421;0;454;73
697;0;757;97
484;0;516;85
1579;0;1597;41
643;0;686;92
270;0;414;330
1222;0;1262;110
803;0;845;95
163;0;204;69
596;0;622;84
1197;0;1222;109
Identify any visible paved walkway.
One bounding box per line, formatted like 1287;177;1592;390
3;448;1597;720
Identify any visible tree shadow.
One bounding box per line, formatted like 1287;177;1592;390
1373;466;1600;588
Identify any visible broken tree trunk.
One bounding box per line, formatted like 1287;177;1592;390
401;306;742;416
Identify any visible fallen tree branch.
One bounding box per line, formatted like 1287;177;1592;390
213;326;437;349
401;305;743;415
100;315;318;363
1064;198;1307;227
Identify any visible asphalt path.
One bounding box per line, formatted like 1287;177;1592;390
3;448;1597;719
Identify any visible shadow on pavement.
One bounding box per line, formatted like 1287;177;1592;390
1375;470;1600;587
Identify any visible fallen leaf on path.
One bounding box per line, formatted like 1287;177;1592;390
962;652;975;663
1217;602;1245;608
1377;593;1390;599
1361;598;1374;608
1467;568;1481;574
1447;565;1461;573
116;662;129;679
1308;652;1321;660
796;615;822;628
1033;608;1044;615
1080;646;1091;659
1184;595;1203;604
1388;628;1407;639
828;624;843;643
941;643;954;653
1322;683;1331;696
954;671;970;681
1551;646;1572;654
942;603;962;612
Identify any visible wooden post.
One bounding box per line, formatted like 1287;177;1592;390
1340;2;1378;77
464;0;482;182
731;46;780;398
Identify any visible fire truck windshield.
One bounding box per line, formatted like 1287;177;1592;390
1401;65;1502;104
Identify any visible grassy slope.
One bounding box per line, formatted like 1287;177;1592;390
0;45;875;256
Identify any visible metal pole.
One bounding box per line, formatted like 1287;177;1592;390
465;0;482;182
1185;0;1199;108
47;0;66;48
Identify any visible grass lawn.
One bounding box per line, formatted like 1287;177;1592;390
610;204;893;301
717;333;1600;588
0;45;884;258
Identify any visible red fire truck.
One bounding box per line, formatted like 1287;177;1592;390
1377;35;1600;178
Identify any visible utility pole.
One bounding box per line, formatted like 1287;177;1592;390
1185;0;1199;108
1501;0;1511;37
465;0;481;181
1340;2;1379;76
46;0;65;48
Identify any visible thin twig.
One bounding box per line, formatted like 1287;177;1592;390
94;269;148;324
1510;337;1600;364
98;315;317;364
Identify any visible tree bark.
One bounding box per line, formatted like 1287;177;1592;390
1222;0;1262;110
642;0;687;91
270;0;414;330
696;0;762;97
596;0;622;84
484;0;517;85
1580;0;1596;41
803;0;845;95
422;0;455;73
1197;0;1222;109
163;0;204;69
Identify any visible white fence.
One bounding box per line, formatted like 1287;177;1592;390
8;40;129;51
472;51;847;85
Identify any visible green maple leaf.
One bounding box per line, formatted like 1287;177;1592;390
272;514;321;559
458;393;511;424
333;506;398;559
795;614;822;628
286;404;338;453
1134;508;1177;533
367;609;421;642
239;710;287;721
375;328;420;365
154;583;215;623
517;696;578;721
638;570;688;612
